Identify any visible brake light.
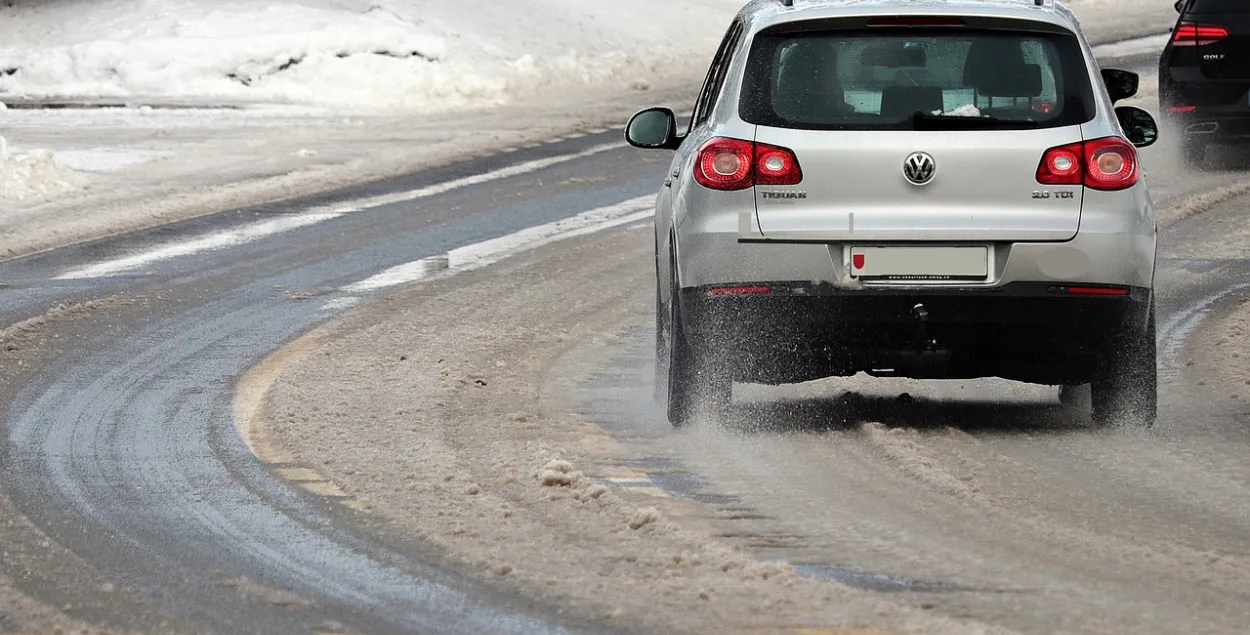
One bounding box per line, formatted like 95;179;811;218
694;137;802;191
1168;105;1197;113
1172;22;1229;47
1085;138;1136;189
696;138;752;189
1036;137;1138;191
868;16;966;26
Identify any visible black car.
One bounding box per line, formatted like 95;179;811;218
1160;0;1250;166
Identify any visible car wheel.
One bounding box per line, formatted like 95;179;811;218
1058;383;1090;410
1181;138;1207;169
666;285;731;428
653;281;669;404
1091;302;1157;428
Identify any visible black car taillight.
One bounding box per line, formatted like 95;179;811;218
1172;22;1230;47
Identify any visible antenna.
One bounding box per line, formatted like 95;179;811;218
779;0;794;6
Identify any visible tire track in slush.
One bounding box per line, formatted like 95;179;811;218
3;278;579;635
553;179;1250;633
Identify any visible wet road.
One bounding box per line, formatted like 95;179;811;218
562;190;1250;632
1;51;1247;634
0;129;661;634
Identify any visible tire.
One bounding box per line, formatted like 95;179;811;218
1058;383;1090;410
653;282;669;404
1091;302;1157;428
1182;138;1207;169
665;287;731;428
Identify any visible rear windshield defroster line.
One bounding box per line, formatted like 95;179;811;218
739;23;1097;132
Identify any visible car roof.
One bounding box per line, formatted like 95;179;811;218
737;0;1081;34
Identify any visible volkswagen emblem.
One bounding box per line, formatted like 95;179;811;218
902;152;936;186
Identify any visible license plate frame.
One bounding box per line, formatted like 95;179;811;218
848;246;989;281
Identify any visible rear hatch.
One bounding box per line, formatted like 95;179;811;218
1167;0;1250;106
739;16;1095;241
1186;0;1250;80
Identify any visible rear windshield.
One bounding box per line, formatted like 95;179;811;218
1188;0;1250;12
740;28;1096;131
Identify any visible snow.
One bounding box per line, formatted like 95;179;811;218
0;0;1178;114
0;136;87;202
0;0;1182;258
931;104;983;118
0;0;742;113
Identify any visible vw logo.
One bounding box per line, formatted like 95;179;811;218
902;152;936;186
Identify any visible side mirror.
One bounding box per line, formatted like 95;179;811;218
1102;68;1139;103
625;107;681;150
1174;0;1185;13
1116;106;1159;148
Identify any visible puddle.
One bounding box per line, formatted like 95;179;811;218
792;564;971;593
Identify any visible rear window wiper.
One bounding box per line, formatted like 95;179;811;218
909;111;1040;130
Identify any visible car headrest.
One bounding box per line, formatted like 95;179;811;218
880;85;945;119
962;39;1027;85
962;39;1044;98
774;42;846;121
975;63;1044;98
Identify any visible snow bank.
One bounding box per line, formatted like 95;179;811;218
0;136;87;202
0;0;742;113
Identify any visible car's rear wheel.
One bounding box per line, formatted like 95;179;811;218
654;279;669;404
1182;137;1207;169
1091;302;1157;428
666;289;731;428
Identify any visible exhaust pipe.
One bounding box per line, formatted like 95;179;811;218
1186;122;1219;134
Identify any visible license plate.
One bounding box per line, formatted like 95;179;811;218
849;246;988;281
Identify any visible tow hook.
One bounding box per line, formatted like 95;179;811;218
912;303;929;352
912;302;929;322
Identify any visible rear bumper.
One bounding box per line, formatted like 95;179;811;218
677;210;1156;292
1160;84;1250;139
678;282;1151;385
1166;110;1250;140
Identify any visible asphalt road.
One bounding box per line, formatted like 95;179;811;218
562;180;1250;633
3;53;1250;634
0;129;664;634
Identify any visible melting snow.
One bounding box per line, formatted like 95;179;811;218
0;0;743;112
0;135;87;202
931;104;983;117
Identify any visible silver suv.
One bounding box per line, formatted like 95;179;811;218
626;0;1161;428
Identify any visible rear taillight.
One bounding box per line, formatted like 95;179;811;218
1172;22;1229;47
1085;138;1137;189
1168;105;1197;113
755;145;803;185
1037;142;1083;185
696;138;752;190
1036;137;1138;191
693;137;802;191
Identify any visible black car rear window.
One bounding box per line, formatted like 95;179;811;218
739;26;1096;130
1188;0;1250;12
